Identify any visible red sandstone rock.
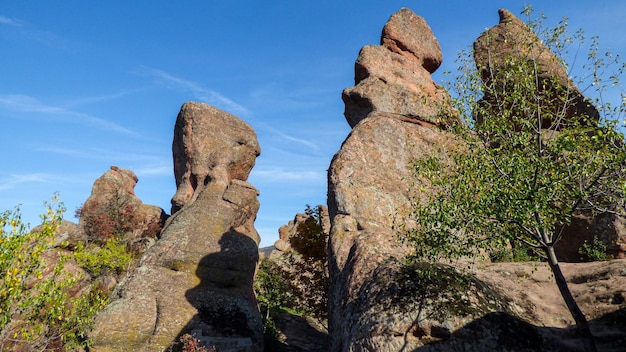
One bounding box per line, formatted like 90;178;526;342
342;8;456;128
90;103;263;351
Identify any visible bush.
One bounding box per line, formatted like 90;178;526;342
74;238;133;276
0;196;109;350
579;235;613;262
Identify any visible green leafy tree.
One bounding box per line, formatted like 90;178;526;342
404;7;626;352
0;196;109;350
254;205;329;328
286;205;329;324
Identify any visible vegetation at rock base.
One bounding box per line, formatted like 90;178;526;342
73;237;132;277
403;6;626;352
254;205;329;349
75;189;162;245
0;195;109;350
178;333;217;352
578;235;614;262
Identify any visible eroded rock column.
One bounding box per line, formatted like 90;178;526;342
90;102;263;352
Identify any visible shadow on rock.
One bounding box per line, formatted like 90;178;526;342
413;307;626;352
172;230;262;352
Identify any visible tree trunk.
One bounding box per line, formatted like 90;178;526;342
545;246;597;352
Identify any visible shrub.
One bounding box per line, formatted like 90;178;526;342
579;235;613;262
0;195;109;350
74;238;133;276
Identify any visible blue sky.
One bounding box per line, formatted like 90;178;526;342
1;1;625;247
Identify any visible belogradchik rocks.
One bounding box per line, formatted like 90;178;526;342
90;102;263;352
328;7;626;352
328;7;461;351
342;8;455;129
79;165;168;250
473;9;599;130
473;9;625;262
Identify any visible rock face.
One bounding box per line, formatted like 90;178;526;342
342;8;455;129
79;165;167;245
473;8;599;129
90;102;263;352
328;8;461;351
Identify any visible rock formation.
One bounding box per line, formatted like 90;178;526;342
342;8;455;129
90;102;263;352
79;166;167;247
328;8;463;351
274;205;330;253
328;7;626;351
473;9;599;129
473;9;625;262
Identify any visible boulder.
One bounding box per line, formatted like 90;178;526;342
342;8;456;128
79;166;167;244
473;9;599;129
90;102;263;352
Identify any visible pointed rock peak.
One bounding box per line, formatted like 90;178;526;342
498;8;518;24
381;7;442;73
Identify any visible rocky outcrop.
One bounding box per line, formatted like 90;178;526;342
90;102;263;352
79;165;167;246
329;7;626;352
274;205;330;253
473;8;599;129
328;8;461;351
342;8;455;129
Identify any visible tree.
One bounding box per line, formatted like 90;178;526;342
403;7;626;352
254;205;329;326
0;195;109;350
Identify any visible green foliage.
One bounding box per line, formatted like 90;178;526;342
74;237;132;276
404;8;625;351
285;205;329;322
254;205;329;348
405;9;626;264
490;241;543;263
255;258;294;317
578;235;613;262
0;196;110;350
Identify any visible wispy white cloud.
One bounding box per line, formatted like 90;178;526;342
60;88;146;109
0;94;139;136
257;123;320;151
136;66;250;116
251;167;323;182
35;146;162;162
0;15;67;49
0;173;55;191
0;15;23;27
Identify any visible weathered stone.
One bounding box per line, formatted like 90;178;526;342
171;102;260;214
79;166;167;243
555;209;626;262
381;7;443;73
473;9;599;129
342;8;455;128
328;113;459;351
90;102;263;352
